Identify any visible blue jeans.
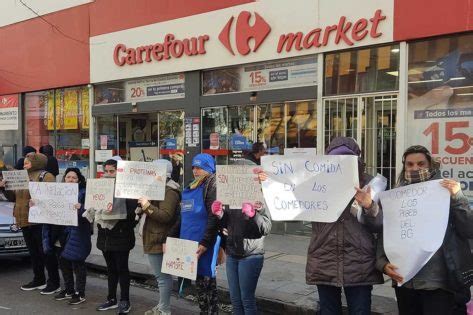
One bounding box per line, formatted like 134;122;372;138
317;284;372;315
226;254;264;315
148;253;173;314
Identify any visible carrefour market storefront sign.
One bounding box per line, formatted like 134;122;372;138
91;0;393;83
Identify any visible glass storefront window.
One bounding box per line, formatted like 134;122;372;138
94;82;126;104
25;86;90;178
202;101;317;165
324;44;400;96
202;107;229;165
407;33;473;202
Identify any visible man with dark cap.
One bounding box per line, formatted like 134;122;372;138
15;146;36;170
39;144;59;177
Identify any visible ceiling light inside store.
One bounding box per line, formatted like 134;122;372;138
391;48;400;53
387;71;399;76
457;93;473;96
408;79;443;84
448;77;466;81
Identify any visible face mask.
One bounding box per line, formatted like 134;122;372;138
404;168;432;184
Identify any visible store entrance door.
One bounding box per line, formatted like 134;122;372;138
96;110;185;185
323;94;398;188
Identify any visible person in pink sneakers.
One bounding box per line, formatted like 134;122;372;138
211;196;271;315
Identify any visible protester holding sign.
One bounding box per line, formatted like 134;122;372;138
47;168;91;305
96;158;138;314
376;145;473;315
211;198;271;315
167;153;221;315
0;153;58;292
136;159;181;315
305;137;383;315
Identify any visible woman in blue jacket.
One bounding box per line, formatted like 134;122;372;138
168;153;221;315
47;168;91;305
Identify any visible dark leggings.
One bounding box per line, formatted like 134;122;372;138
60;256;87;296
102;250;130;302
196;276;218;314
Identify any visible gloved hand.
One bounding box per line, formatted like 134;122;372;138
211;200;224;219
241;202;255;218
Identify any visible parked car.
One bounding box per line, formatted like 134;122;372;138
0;201;29;258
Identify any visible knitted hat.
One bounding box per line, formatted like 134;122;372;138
326;137;361;156
192;153;215;174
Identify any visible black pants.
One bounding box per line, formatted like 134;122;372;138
102;250;130;302
395;287;459;315
22;225;60;287
60;256;87;296
317;284;372;315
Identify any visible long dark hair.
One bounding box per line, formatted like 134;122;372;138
396;145;440;186
63;167;86;189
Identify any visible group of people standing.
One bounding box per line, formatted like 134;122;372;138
0;137;471;315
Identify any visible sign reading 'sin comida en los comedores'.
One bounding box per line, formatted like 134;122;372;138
113;9;386;67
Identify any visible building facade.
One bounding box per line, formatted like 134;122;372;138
1;0;472;235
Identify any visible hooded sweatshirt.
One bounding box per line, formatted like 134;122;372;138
3;153;56;227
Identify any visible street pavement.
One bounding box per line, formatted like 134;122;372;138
0;257;200;315
87;232;399;315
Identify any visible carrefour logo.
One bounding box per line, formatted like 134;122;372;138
218;11;271;56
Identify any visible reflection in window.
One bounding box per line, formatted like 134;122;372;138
257;104;285;155
286;101;317;148
408;33;473;105
324;44;400;95
202;107;228;165
94;82;125;104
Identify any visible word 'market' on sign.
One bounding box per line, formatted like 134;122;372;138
277;9;386;53
114;34;210;66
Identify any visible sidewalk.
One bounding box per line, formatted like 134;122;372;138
86;232;399;315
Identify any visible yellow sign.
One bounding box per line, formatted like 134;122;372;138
81;88;90;129
63;89;78;130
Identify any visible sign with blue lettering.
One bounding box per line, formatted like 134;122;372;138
260;155;358;222
165;138;177;149
230;135;249;150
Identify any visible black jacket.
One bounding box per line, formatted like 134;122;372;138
96;199;138;252
220;205;271;257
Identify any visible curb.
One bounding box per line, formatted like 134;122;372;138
86;261;397;315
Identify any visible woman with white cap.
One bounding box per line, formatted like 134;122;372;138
137;159;181;315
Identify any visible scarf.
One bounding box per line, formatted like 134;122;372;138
404;168;434;184
189;174;209;190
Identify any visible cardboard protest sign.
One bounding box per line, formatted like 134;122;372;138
216;165;264;208
261;155;358;222
115;161;166;200
2;170;29;190
379;180;450;285
84;178;123;220
162;237;198;280
28;182;78;226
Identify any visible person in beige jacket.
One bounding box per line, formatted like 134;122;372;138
137;159;181;315
0;152;58;292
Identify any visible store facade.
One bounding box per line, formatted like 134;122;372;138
0;0;471;235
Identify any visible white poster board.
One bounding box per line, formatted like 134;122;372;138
28;182;79;226
115;161;166;200
216;165;264;208
2;170;29;190
84;178;115;212
261;155;358;222
379;180;450;285
95;150;113;162
162;237;198;280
